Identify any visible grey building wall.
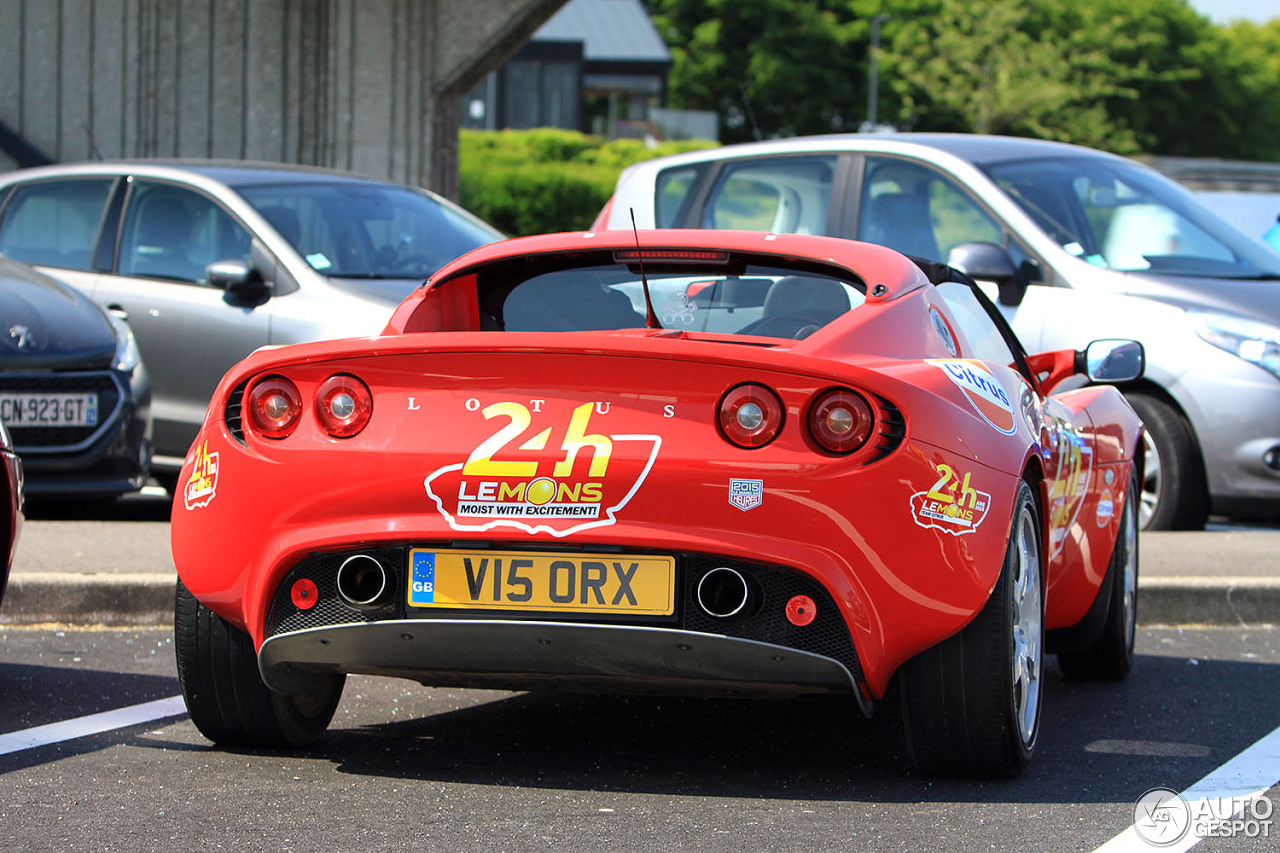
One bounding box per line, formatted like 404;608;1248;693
0;0;565;198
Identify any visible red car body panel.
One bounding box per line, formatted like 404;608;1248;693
0;426;22;608
170;230;1141;699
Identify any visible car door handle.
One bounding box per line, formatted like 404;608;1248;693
108;305;129;322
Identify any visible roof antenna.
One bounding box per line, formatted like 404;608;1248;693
630;208;662;329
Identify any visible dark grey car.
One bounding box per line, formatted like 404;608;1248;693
0;256;151;498
0;161;501;488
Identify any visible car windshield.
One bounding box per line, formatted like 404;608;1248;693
492;262;865;340
982;156;1280;279
237;181;500;280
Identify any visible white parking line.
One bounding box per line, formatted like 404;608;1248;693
1092;722;1280;852
0;695;187;757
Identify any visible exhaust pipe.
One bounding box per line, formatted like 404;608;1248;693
336;554;392;610
696;567;751;618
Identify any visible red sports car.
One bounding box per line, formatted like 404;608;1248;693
0;420;22;609
171;230;1143;777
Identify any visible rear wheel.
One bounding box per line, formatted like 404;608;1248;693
899;480;1043;778
154;471;180;496
1125;393;1208;531
1058;468;1139;681
174;579;344;747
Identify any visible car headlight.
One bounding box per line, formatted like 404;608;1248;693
110;314;142;372
1191;311;1280;380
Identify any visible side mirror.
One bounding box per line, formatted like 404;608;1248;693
1082;339;1145;383
206;258;270;302
947;242;1025;307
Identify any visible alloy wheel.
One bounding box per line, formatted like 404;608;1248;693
1011;503;1043;746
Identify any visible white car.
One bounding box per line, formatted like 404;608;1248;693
596;133;1280;530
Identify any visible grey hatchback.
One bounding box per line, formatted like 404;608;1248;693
0;161;502;488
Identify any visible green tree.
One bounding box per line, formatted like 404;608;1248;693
648;0;1280;160
1028;0;1222;157
881;0;1160;152
646;0;865;142
1202;19;1280;160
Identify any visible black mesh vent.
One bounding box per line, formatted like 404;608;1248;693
866;394;905;464
264;545;863;686
681;556;863;683
0;373;120;448
0;374;116;393
224;382;246;446
266;546;406;636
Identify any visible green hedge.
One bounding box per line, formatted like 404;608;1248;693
459;128;717;236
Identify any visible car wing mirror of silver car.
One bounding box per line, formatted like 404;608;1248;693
947;242;1027;307
206;258;270;302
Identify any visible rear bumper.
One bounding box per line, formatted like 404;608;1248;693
257;544;871;705
260;619;867;709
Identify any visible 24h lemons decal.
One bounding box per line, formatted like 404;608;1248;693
425;399;661;538
183;440;219;510
910;461;992;535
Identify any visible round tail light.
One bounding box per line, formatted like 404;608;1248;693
247;376;303;439
315;374;373;437
719;384;784;448
809;389;873;453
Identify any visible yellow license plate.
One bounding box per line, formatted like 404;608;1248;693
407;549;676;615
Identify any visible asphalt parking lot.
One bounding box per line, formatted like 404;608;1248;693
0;625;1276;852
1;495;1277;852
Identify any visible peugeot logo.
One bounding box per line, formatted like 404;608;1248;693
8;324;35;349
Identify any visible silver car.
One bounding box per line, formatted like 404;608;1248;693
0;161;501;489
598;134;1280;529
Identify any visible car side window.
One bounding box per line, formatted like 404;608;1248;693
857;158;1002;262
0;178;114;270
700;156;836;235
118;182;251;282
655;166;703;228
935;279;1018;367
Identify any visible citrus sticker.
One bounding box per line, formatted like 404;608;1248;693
929;359;1017;434
1096;491;1115;527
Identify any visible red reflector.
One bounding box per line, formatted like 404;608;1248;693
291;578;319;610
614;249;729;263
786;594;816;627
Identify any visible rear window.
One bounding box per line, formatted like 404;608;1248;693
486;261;865;340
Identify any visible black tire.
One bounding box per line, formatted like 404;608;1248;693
174;579;344;748
1058;468;1139;681
899;480;1044;778
1125;393;1208;531
154;471;181;496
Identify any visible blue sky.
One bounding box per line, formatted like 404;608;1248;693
1187;0;1280;25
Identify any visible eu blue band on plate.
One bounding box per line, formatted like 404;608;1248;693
411;551;436;603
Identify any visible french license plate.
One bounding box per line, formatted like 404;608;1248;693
0;393;98;427
408;549;676;615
